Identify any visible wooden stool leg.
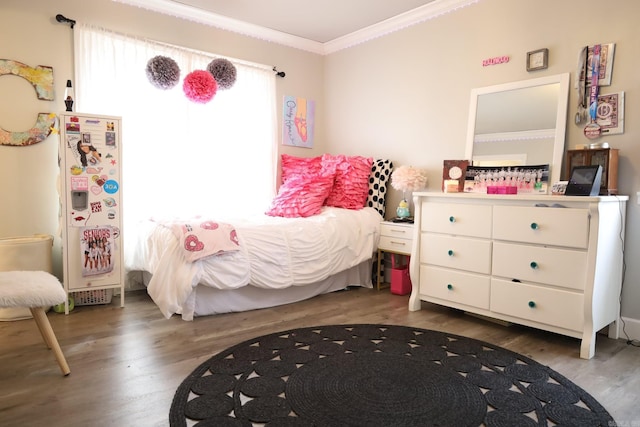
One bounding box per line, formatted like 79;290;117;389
29;308;71;376
31;307;53;349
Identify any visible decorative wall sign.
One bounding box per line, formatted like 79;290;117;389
482;56;510;67
282;96;315;148
0;113;58;146
0;59;54;100
0;59;56;146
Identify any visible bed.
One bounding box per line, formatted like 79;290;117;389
124;156;393;320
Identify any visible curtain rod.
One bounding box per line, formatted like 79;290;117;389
76;23;274;73
272;67;286;78
56;14;76;29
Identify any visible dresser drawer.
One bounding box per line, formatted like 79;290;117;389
491;279;584;332
493;206;590;248
421;202;492;238
421;233;491;274
492;242;587;290
420;265;490;309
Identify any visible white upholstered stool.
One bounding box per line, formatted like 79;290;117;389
0;271;71;376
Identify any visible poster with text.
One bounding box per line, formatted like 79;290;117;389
282;96;315;148
80;225;115;277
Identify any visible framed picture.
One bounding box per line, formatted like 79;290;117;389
596;91;624;135
526;48;548;71
442;160;469;193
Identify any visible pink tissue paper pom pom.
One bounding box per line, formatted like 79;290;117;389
183;70;218;103
391;165;428;192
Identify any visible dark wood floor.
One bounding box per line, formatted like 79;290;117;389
1;287;638;426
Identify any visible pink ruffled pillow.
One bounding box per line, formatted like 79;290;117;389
266;172;335;218
281;154;324;184
322;154;373;210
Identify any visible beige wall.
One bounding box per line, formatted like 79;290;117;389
2;0;639;328
324;0;640;325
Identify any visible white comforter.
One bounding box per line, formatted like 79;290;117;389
125;207;382;320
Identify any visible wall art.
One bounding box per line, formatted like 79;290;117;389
0;59;56;146
596;91;624;135
282;95;315;148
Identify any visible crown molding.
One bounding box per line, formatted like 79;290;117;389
323;0;479;54
112;0;480;55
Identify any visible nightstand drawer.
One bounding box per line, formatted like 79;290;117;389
378;222;413;255
378;235;412;254
380;222;413;239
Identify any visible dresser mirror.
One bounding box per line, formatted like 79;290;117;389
465;73;570;186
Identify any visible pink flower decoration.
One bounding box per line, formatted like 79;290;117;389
391;165;428;192
183;70;218;103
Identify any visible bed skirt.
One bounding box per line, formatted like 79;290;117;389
137;260;372;317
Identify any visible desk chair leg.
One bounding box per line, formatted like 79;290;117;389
29;308;71;376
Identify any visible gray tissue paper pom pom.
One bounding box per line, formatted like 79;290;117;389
146;55;180;89
206;58;237;90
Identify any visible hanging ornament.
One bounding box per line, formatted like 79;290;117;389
584;44;602;139
146;55;180;89
183;70;218;103
206;58;237;90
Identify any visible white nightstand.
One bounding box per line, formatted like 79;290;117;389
376;221;414;290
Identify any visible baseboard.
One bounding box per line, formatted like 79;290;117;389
462;312;640;341
620;316;640;342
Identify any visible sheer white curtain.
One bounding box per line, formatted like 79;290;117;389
73;24;277;232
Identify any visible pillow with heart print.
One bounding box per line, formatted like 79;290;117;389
168;220;240;262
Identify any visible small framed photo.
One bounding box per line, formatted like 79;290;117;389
526;48;548;71
596;91;624;135
442;160;469;193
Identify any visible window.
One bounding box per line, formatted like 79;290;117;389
74;24;277;232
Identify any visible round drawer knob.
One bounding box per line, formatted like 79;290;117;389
528;301;536;308
530;222;539;230
449;216;456;223
448;249;454;256
530;261;538;269
447;284;453;290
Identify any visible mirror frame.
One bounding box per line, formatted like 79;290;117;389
465;72;571;188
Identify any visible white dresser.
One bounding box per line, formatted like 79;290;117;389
409;192;627;359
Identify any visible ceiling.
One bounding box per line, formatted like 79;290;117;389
169;0;437;43
115;0;478;54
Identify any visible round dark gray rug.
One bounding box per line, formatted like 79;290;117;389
170;324;614;426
